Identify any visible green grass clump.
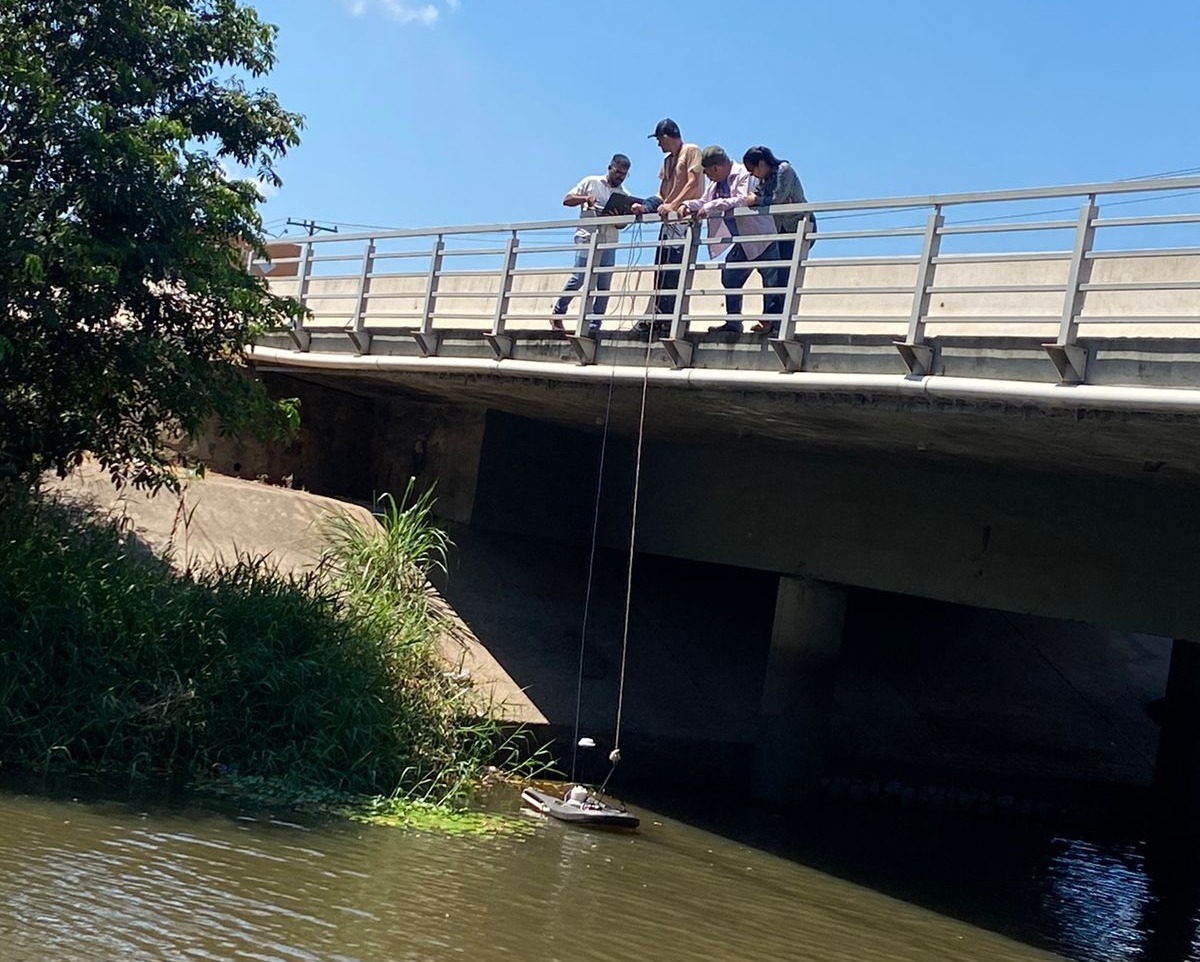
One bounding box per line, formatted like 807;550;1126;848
197;772;535;837
0;480;547;812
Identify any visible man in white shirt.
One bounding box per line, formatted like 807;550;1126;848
551;153;631;334
680;145;779;334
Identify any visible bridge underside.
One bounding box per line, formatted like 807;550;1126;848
258;354;1200;484
234;359;1200;640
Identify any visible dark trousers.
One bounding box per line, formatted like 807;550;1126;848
721;241;781;315
652;226;685;317
763;239;796;317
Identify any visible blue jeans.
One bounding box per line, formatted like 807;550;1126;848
721;241;782;319
553;237;616;326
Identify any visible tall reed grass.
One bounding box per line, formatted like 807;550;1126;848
0;480;543;803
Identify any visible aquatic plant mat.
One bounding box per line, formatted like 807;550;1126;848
198;773;536;837
0;481;550;834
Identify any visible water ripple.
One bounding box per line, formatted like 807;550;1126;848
0;791;1171;962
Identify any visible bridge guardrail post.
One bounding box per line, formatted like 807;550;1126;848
412;233;444;357
770;213;815;373
1043;196;1098;384
289;240;313;352
348;238;375;356
661;221;701;370
566;229;602;365
894;206;943;376
485;231;520;359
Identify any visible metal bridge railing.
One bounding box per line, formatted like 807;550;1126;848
250;175;1200;383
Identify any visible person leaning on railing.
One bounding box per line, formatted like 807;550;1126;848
679;145;779;335
743;145;813;334
631;118;704;335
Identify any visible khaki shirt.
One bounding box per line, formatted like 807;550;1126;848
659;143;703;204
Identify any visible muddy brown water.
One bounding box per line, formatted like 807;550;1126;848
0;780;1196;962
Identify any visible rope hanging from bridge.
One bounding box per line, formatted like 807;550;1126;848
569;223;652;793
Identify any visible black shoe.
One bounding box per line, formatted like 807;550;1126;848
708;322;743;334
585;325;601;341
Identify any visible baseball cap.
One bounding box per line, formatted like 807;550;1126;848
648;118;681;139
700;145;730;168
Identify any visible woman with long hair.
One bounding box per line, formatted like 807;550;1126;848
742;145;813;334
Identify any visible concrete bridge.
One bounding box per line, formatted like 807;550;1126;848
236;175;1200;832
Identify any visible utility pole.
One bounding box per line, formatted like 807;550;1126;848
285;218;339;236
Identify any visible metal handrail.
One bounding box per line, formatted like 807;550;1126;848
262;174;1200;246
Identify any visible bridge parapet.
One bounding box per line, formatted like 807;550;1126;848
251;176;1200;388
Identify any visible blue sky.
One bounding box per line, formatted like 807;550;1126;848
248;0;1200;239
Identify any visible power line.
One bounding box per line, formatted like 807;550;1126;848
1118;166;1200;182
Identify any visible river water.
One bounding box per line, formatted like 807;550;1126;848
0;780;1197;962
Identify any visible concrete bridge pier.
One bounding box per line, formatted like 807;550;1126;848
752;576;847;805
1153;638;1200;845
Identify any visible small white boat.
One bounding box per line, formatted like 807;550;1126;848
521;787;640;830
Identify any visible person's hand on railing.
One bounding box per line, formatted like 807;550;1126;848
630;202;646;216
744;191;759;207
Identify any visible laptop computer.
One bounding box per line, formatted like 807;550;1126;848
600;191;644;217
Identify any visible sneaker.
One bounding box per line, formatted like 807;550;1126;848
586;324;601;340
549;317;565;332
708;321;743;334
751;320;779;336
633;319;668;338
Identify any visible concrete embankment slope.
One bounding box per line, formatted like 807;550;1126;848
47;464;544;724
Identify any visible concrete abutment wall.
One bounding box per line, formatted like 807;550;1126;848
189;373;488;523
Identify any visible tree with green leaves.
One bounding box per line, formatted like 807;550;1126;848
0;0;304;488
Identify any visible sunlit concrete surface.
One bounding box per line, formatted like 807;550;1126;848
46;463;545;723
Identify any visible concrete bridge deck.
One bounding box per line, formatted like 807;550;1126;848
252;174;1200;387
249;175;1200;483
232;176;1200;639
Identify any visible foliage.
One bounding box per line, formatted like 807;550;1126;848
341;797;534;837
0;483;550;814
0;1;305;488
198;773;536;837
319;482;551;802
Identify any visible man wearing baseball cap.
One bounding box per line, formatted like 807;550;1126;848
631;118;703;334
